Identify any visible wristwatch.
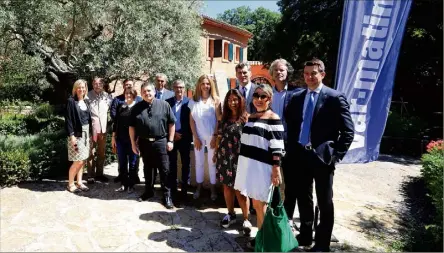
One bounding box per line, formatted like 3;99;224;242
168;140;173;144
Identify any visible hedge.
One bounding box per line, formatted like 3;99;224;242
0;103;117;186
0;149;31;186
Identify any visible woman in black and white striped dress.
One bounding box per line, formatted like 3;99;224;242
234;84;285;248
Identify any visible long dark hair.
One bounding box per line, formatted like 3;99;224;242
222;89;247;123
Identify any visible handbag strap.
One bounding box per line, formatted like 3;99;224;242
267;185;283;206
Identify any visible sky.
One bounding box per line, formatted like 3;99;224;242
202;1;279;18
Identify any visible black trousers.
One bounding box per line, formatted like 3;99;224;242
167;138;191;193
284;148;335;249
139;138;171;196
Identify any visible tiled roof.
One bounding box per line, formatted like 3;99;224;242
202;15;253;38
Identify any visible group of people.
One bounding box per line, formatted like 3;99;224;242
64;58;354;252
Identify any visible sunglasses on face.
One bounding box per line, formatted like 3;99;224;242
252;93;268;100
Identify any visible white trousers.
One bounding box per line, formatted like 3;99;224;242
194;135;216;184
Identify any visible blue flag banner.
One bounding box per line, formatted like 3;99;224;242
335;0;412;163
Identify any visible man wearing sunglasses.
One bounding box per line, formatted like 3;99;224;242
284;58;354;252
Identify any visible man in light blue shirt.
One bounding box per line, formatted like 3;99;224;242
270;59;301;142
166;80;192;204
269;58;302;234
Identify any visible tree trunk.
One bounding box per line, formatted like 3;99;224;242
46;71;77;104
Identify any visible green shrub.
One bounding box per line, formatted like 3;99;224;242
104;133;117;166
0;131;69;185
0;149;31;186
0;103;117;186
384;111;427;138
34;103;54;119
28;130;69;179
0;107;65;135
420;141;444;246
381;111;429;156
0;99;35;107
0;117;28;135
0;113;27;121
0;134;39;151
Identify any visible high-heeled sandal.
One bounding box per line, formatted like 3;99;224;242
67;184;81;193
75;183;90;192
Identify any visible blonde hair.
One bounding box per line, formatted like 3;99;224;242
193;74;218;102
72;79;88;98
254;83;274;109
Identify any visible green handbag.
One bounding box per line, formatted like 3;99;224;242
255;186;299;252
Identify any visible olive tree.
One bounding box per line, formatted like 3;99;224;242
0;0;203;102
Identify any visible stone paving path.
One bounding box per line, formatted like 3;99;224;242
0;155;421;252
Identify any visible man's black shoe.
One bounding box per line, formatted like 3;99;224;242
296;234;313;247
181;184;188;196
181;188;188;200
87;178;95;184
95;175;109;183
138;191;154;202
164;196;174;209
114;175;121;183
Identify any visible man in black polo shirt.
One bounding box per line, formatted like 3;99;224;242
129;82;176;209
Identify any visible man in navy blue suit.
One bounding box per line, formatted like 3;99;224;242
284;58;354;252
166;79;192;204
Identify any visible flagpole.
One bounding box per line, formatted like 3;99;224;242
333;0;348;90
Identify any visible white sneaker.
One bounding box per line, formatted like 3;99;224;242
242;219;252;236
220;213;236;228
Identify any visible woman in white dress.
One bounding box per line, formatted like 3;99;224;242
189;74;222;201
234;83;284;249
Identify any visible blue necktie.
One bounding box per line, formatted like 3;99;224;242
300;92;315;145
240;86;246;97
156;91;162;99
